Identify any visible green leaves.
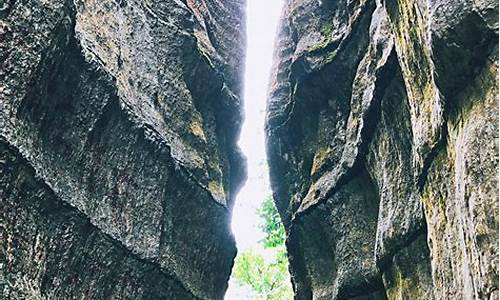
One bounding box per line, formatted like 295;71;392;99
232;249;291;300
258;196;286;249
231;196;293;300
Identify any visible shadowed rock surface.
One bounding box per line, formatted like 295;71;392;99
0;0;245;299
266;0;498;299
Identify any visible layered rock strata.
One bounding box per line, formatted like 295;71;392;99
266;0;498;298
0;0;245;299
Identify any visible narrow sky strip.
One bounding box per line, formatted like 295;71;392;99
226;0;284;298
232;0;284;251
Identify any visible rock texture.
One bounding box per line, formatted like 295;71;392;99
266;0;498;299
0;0;245;299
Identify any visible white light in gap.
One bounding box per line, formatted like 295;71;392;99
226;0;284;299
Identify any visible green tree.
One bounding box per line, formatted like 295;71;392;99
232;196;293;300
257;196;286;249
232;249;292;300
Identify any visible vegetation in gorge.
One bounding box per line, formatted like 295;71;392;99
232;197;293;300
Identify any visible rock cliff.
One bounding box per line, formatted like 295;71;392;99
266;0;498;299
0;0;245;299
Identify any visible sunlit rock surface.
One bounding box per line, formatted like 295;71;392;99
266;0;498;298
0;0;245;299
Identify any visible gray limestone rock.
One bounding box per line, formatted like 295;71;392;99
0;0;245;299
266;0;498;298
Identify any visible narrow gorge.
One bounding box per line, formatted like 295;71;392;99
0;0;498;299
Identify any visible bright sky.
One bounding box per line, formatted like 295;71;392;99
226;0;284;299
231;0;284;252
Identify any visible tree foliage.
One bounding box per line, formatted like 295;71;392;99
257;196;286;249
232;248;292;300
232;196;293;300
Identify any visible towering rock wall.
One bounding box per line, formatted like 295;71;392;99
266;0;498;299
0;0;245;299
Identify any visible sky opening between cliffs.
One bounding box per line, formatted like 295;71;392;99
225;1;292;299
